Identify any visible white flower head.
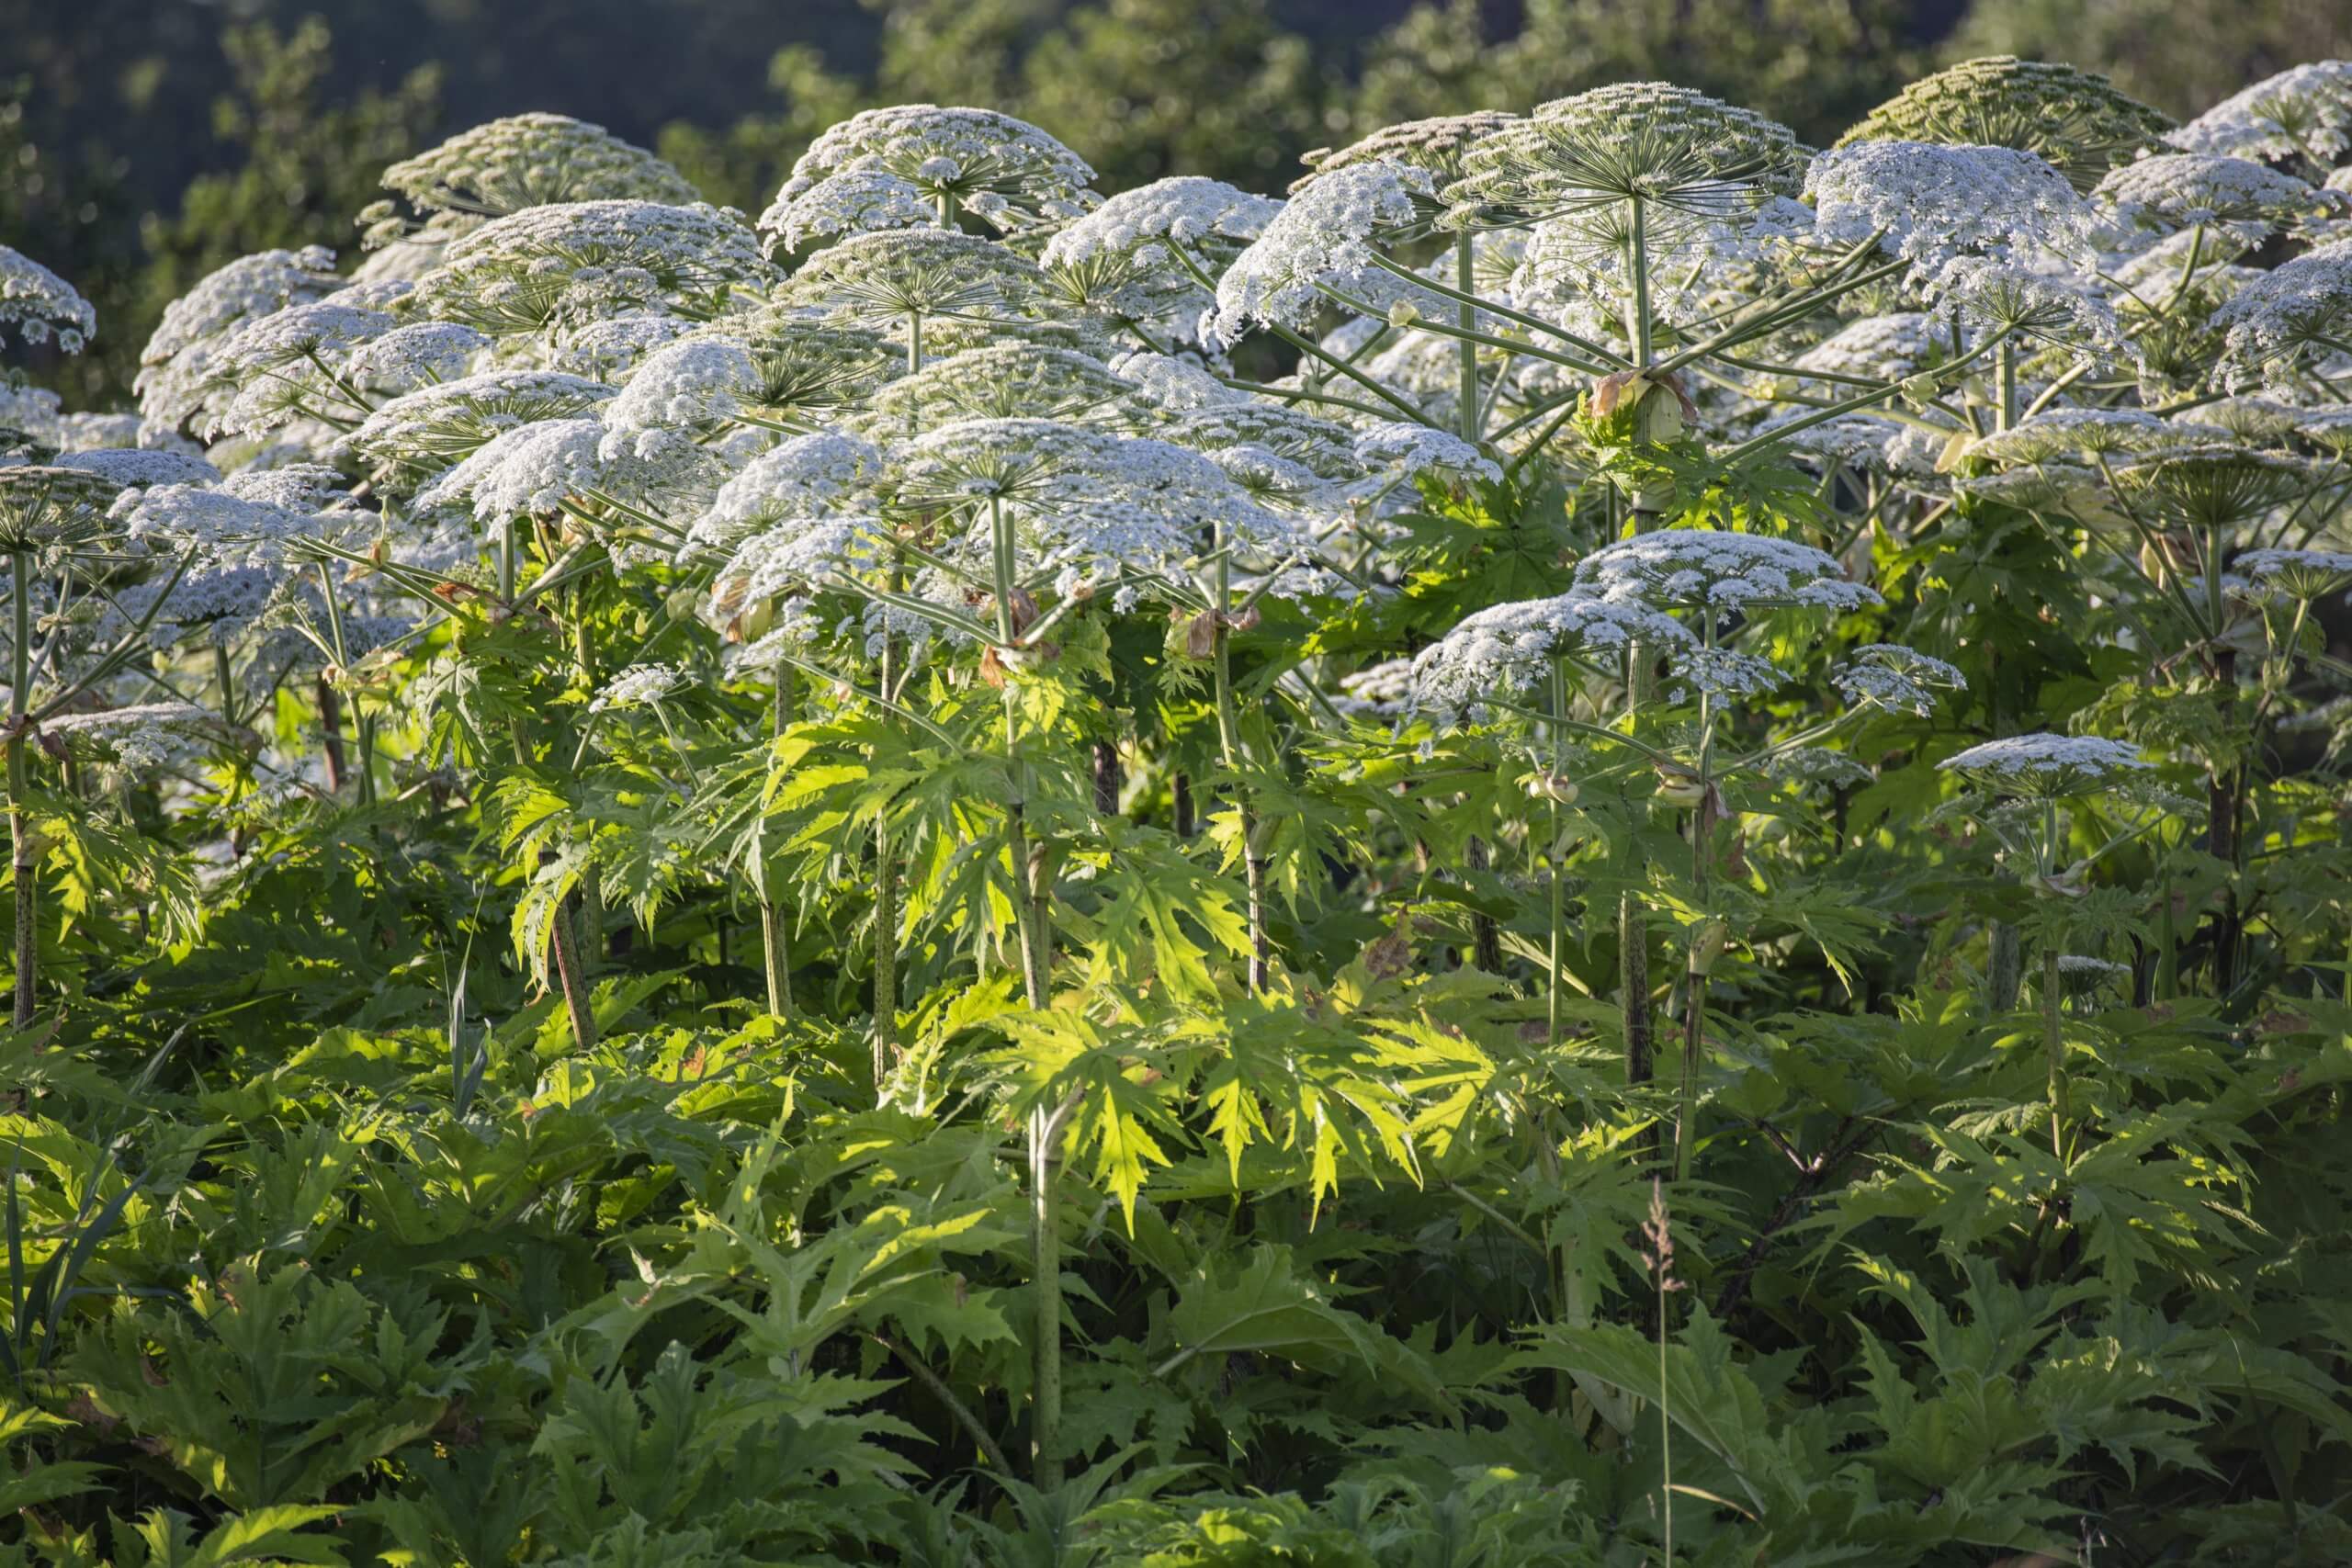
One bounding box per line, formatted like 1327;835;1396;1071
412;201;773;337
40;702;230;774
1446;85;1803;233
1831;643;1968;716
1411;591;1693;720
2097;153;2335;243
337;369;616;486
377;114;700;227
588;662;685;713
1575;528;1880;613
415;415;715;524
1211;162;1435;344
1964;407;2200;466
345;321;491;394
685;431;887;552
1794;312;1939;382
1838;58;2170;190
761;106;1098;251
2209;238;2352;390
0;245;96;354
1939;732;2151;794
1804;141;2098;281
2233;547;2352;600
56;449;220;491
2166;62;2352;164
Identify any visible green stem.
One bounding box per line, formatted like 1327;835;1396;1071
1029;1101;1063;1489
2043;941;2067;1158
759;667;795;1021
1547;660;1568;1046
1626;192;1652;367
990;499;1049;1009
8;552;33;1030
1454;232;1481;444
874;558;902;1085
1210;534;1267;991
1673;615;1718;1184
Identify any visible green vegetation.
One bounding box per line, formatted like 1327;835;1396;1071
2;17;2352;1566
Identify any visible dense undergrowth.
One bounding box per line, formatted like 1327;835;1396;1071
3;53;2352;1567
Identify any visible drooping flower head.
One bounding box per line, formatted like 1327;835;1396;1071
2166;62;2352;166
1040;177;1283;331
1211;162;1436;344
136;248;345;436
0;246;96;355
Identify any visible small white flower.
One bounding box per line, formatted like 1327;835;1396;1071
588;662;685;713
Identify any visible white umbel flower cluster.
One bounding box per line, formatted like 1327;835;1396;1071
2208;239;2352;389
374;114;701;231
0;246;96;354
588;662;686;713
1939;732;2151;792
1411;591;1694;718
2095;154;2335;241
1804;141;2097;279
1830;643;1968;715
760;106;1098;251
2165;62;2352;164
1211;163;1435;344
1574;528;1880;612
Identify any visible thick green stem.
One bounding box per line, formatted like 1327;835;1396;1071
874;564;902;1083
1028;1102;1063;1489
1545;660;1569;1043
1625;193;1653;367
316;676;345;795
1673;615;1719;1184
990;500;1049;1009
758;668;795;1021
1454;231;1481;444
1211;562;1268;991
8;552;31;1030
1622;890;1651;1088
2043;941;2067;1159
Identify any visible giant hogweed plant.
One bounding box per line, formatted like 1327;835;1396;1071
3;65;2352;1564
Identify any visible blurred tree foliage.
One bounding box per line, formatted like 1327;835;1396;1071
4;0;2347;410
